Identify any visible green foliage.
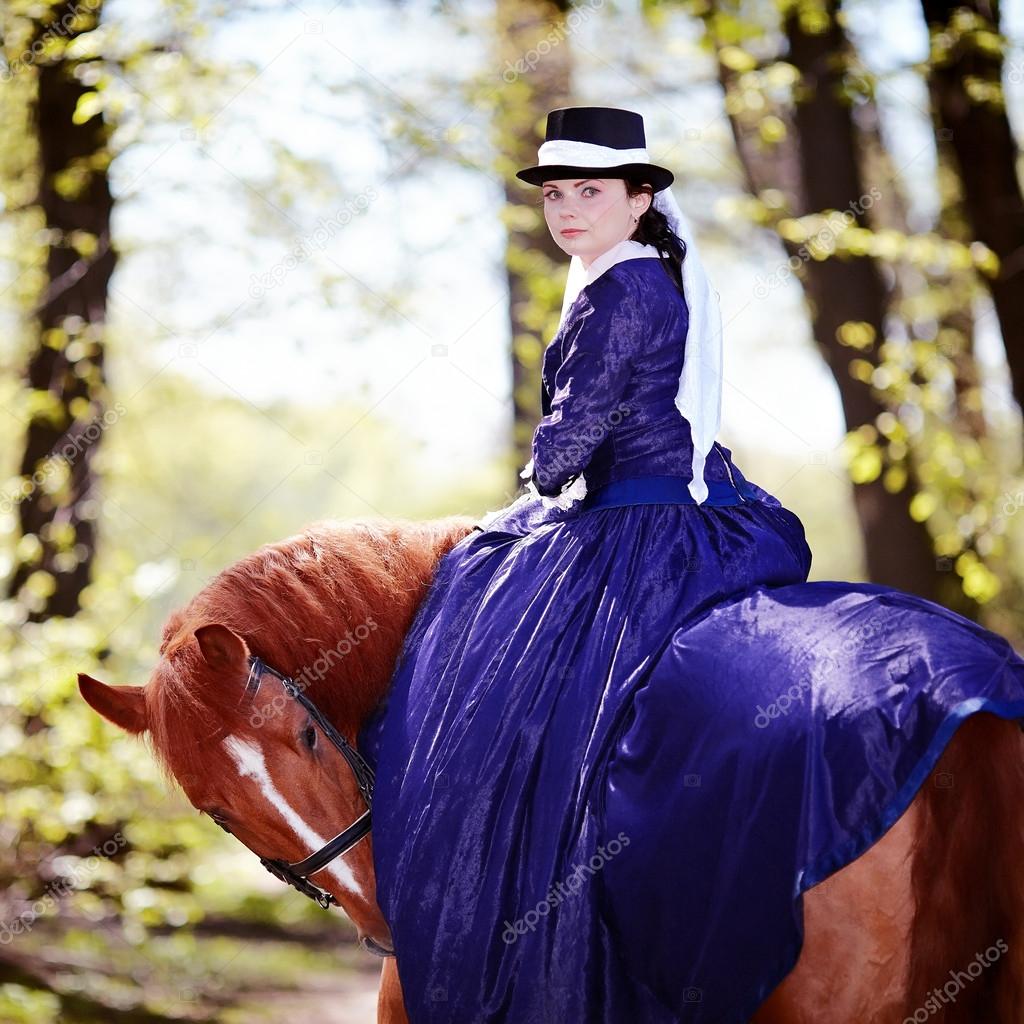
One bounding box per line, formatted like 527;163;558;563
3;0;1024;1016
678;0;1024;618
0;362;502;1018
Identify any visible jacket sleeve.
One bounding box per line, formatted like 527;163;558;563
530;271;641;497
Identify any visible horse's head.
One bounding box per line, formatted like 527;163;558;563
78;617;396;955
78;517;476;960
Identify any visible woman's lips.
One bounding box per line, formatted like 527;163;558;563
560;228;584;237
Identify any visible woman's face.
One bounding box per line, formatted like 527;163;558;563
541;178;651;267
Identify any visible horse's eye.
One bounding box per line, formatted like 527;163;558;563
303;724;317;750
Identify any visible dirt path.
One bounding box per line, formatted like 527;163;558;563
232;962;382;1023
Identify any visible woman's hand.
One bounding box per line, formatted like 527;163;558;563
522;458;589;510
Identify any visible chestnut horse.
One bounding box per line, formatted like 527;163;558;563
78;517;1024;1023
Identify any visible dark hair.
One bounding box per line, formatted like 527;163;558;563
624;177;687;296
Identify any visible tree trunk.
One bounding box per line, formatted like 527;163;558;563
919;0;1024;414
932;125;989;442
703;0;970;609
784;1;970;607
7;0;117;620
493;0;574;488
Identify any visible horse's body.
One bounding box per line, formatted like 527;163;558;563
79;518;1024;1023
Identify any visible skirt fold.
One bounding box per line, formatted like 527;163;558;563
358;496;1024;1023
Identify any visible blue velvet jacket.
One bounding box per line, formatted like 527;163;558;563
529;255;745;499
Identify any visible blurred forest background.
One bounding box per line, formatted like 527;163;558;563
2;0;1024;1019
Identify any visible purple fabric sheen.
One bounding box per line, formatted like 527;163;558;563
532;259;733;499
359;499;818;1024
356;253;1024;1022
601;582;1024;1021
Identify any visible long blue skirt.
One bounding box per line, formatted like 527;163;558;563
357;475;1024;1023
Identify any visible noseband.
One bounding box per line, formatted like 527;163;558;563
208;653;375;911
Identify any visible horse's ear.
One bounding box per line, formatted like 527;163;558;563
77;673;148;735
194;623;248;669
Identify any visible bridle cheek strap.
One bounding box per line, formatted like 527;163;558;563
219;654;379;915
288;809;372;876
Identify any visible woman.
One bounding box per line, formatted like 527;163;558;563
358;106;1024;1023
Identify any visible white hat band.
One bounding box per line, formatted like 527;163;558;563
536;139;652;168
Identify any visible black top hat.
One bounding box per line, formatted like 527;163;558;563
515;106;674;192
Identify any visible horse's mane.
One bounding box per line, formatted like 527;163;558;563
146;515;474;782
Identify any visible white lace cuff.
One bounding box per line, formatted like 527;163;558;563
521;459;588;511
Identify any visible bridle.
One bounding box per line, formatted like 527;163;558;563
207;653;376;911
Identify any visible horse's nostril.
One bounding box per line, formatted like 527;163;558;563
361;935;396;957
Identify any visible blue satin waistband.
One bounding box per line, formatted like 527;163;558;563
580;473;753;511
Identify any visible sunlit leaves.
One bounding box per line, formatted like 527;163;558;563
512;331;542;370
758;114;787;144
848;445;882;484
0;984;60;1023
71;90;103;124
882;464;908;493
836;320;875;351
909;490;938;522
24;388;69;427
68;229;99;257
718;44;757;72
842;425;882;484
14;534;44;567
969;241;999;278
956;550;1002;602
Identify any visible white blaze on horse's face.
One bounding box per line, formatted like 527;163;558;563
223;734;365;901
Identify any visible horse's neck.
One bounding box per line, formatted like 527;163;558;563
279;516;475;725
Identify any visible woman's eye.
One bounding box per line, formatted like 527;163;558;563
303;724;317;749
582;186;598;196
